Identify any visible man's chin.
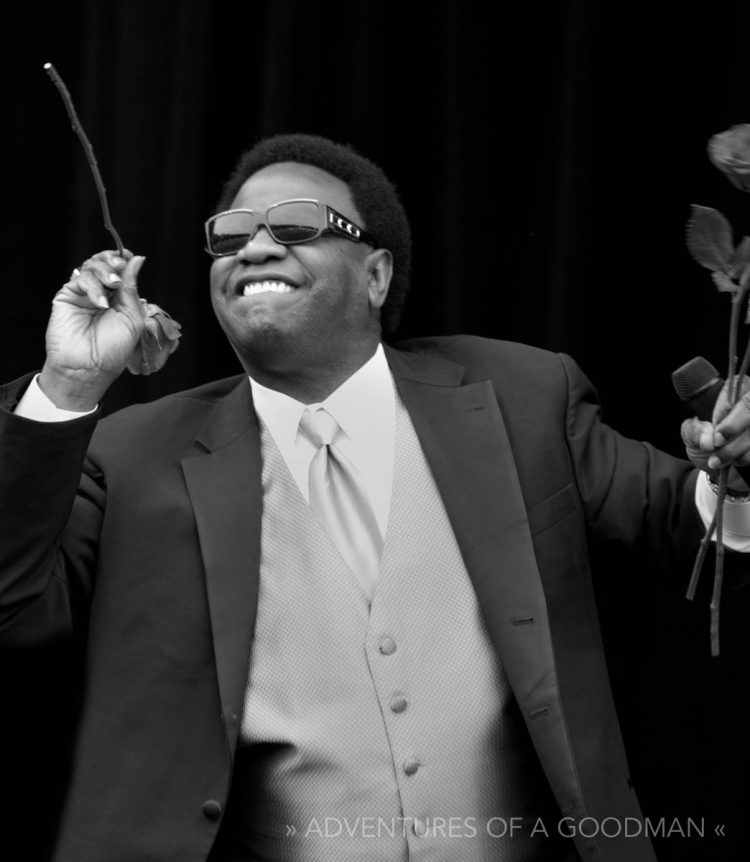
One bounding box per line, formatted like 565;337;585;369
227;319;296;370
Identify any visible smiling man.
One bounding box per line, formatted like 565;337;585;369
2;133;750;862
208;160;392;402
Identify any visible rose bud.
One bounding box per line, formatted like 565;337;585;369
708;124;750;192
126;301;182;375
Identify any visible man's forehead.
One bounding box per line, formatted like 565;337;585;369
233;161;353;209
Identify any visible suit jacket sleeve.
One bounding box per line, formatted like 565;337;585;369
0;373;102;645
559;352;704;568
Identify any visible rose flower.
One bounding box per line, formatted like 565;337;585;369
126;301;182;375
708;124;750;192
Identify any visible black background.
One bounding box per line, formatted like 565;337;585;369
3;1;750;859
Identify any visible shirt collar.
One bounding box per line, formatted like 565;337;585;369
248;343;394;449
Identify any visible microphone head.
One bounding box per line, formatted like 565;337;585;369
672;356;723;420
672;356;720;401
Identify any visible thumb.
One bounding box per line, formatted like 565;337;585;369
112;255;146;317
711;381;733;426
681;417;714;457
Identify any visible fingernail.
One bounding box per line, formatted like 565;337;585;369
97;296;110;309
133;255;146;273
112;257;125;268
708;455;721;470
108;272;121;284
714;432;727;447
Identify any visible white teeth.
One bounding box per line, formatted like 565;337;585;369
242;280;295;296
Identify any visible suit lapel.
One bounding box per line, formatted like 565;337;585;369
386;347;553;695
181;377;262;758
386;346;582;812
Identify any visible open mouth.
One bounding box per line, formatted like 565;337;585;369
236;279;297;297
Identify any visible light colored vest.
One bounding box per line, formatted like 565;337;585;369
219;396;568;861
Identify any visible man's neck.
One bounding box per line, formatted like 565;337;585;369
240;341;382;404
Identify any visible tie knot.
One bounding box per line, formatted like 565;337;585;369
299;408;340;448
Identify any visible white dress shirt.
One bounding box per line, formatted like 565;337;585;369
248;344;395;536
15;375;99;421
694;473;750;551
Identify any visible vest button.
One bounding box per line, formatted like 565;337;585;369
202;799;223;821
412;816;428;837
403;756;421;776
378;636;397;655
390;694;408;713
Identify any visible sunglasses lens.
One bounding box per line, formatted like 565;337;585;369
208;212;256;256
207;201;323;255
268;201;320;243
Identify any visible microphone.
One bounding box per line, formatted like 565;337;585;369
672;357;724;422
672;356;750;487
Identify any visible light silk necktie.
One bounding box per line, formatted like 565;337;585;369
299;408;383;596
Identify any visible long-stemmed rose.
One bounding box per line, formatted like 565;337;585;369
686;125;750;655
45;63;183;378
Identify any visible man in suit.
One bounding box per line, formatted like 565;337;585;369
2;133;749;862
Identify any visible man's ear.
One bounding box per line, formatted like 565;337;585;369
365;248;393;310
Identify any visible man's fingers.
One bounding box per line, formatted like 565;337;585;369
681;417;714;454
54;269;110;310
682;414;750;472
80;252;132;306
101;249;133;268
715;390;750;443
107;255;147;319
700;394;750;469
87;248;132;268
708;434;750;470
84;259;124;290
119;255;146;296
55;253;145;313
121;254;145;285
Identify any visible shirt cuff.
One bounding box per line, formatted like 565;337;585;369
695;470;750;551
14;374;98;422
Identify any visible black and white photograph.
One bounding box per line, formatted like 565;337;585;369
3;2;750;860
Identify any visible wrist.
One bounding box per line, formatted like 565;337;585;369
706;472;750;502
38;364;113;412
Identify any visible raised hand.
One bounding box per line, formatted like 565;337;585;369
39;251;147;411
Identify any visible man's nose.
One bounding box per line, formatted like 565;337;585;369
236;226;288;261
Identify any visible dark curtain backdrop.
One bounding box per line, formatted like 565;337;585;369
3;2;750;860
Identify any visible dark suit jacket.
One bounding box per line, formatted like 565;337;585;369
0;336;704;862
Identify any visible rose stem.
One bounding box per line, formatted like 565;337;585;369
709;289;750;653
735;291;750;381
709;290;744;654
686;509;717;601
43;62;124;257
710;469;726;656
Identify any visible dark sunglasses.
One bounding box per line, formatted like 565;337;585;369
204;198;377;257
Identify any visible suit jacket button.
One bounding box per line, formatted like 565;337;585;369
202;800;223;821
378;636;397;655
390;694;408;713
403;756;421;776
